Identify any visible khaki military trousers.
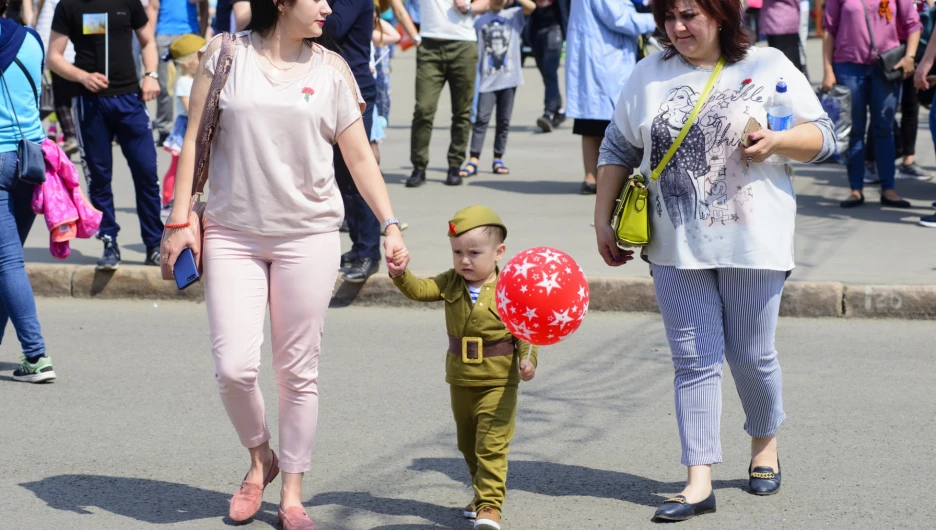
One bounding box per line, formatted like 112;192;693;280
450;384;518;513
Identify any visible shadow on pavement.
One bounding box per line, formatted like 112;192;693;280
467;179;583;195
409;457;747;508
330;279;364;308
24;247;96;266
310;491;463;528
0;361;21;371
20;475;280;526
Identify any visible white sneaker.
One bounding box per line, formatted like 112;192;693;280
919;213;936;228
897;163;933;180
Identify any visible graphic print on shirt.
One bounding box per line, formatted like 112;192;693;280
649;79;767;232
481;18;512;74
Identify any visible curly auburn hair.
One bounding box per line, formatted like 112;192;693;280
651;0;750;65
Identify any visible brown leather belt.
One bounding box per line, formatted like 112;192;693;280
448;335;514;364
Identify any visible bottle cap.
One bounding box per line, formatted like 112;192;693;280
776;78;788;93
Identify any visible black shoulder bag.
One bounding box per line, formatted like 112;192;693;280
0;58;46;185
861;0;907;83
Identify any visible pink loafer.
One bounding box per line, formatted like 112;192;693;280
278;506;316;530
229;450;279;522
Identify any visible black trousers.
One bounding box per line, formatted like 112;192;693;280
530;20;563;114
334;98;379;260
766;33;805;74
470;88;516;160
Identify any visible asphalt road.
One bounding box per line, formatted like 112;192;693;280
21;39;936;285
0;299;933;529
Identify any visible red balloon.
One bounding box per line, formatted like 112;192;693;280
495;247;589;346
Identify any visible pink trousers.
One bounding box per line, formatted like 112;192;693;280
203;221;340;473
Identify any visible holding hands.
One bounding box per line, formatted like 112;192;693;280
385;230;410;278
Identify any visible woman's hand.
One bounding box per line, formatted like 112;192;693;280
596;223;634;267
915;58;934;90
160;222;199;275
519;359;536;381
897;55;916;80
820;71;836;93
742;129;783;163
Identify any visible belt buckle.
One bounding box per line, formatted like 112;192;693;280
462;337;483;364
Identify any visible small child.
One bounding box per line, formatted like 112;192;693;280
388;205;538;530
461;0;536;178
161;34;206;213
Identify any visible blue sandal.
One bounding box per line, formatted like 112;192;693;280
492;159;510;175
460;161;478;177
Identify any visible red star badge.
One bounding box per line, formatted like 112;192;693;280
448;222;457;236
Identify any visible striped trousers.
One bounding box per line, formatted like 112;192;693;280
652;265;787;466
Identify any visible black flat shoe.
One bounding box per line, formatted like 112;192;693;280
343;258;379;283
839;194;864;208
749;460;781;496
580;181;597;195
405;168;426;188
652;492;716;522
881;196;912;208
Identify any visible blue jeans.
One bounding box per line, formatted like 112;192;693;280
531;21;563;114
0;151;45;357
833;62;899;191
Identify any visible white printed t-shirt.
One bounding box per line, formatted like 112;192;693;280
610;46;831;271
419;0;476;41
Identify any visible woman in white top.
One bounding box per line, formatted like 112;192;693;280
160;0;408;528
593;0;833;522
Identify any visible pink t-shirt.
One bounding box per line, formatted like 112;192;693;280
202;32;365;236
760;0;801;36
824;0;922;65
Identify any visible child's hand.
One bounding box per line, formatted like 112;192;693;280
519;359;536;381
387;250;409;278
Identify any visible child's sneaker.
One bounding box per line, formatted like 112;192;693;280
12;355;56;383
474;507;501;530
464;499;478;519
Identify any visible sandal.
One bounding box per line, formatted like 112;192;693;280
492;159;510;175
460;161;478;178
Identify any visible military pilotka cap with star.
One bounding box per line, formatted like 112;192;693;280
447;205;507;239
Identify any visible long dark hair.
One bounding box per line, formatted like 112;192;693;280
651;0;749;64
245;0;326;47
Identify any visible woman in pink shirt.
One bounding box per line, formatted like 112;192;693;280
822;0;921;209
160;0;408;528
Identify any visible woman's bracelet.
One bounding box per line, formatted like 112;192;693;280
165;221;191;229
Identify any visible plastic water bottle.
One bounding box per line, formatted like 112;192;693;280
767;79;793;132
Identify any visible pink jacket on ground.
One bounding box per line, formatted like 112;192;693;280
31;139;102;260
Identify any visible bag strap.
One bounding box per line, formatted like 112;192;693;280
861;0;880;57
13;59;38;107
0;68;28;143
650;57;725;181
192;32;237;196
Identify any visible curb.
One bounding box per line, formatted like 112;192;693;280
25;264;936;319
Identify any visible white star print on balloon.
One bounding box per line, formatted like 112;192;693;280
495;247;590;346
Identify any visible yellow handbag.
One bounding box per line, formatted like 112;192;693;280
611;57;726;248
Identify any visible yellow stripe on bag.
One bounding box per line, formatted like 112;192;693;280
650;57;726;181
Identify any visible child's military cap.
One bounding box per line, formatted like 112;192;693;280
448;205;507;239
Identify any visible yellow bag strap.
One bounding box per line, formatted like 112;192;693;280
650;57;726;181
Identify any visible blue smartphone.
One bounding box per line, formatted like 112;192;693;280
174;248;200;290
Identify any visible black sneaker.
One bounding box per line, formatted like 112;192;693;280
552;111;567;128
144;246;161;266
155;132;169;147
445;167;463;186
405;168;426;188
96;235;121;271
536;113;555;133
343;258;379;283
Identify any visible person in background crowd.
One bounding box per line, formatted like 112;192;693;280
822;0;921;209
565;0;654;195
212;0;251;33
913;5;936;227
761;0;805;73
4;0;33;25
371;5;400;164
324;0;385;283
405;0;489;189
864;0;934;183
798;0;809;79
147;0;210;145
529;0;569;133
0;10;56;384
34;0;80;155
743;0;762;41
461;0;535;178
49;0;164;270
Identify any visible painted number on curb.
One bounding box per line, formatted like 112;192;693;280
864;287;903;311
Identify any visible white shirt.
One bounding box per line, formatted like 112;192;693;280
612;47;830;271
175;75;193;117
419;0;476;41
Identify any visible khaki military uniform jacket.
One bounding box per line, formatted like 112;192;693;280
393;269;539;387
